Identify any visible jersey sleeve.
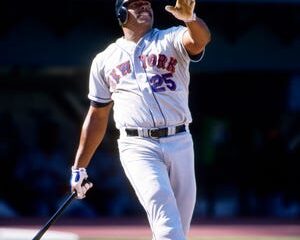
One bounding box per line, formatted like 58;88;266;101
168;26;205;63
189;47;205;62
88;55;112;104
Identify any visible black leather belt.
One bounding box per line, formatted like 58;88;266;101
125;124;186;138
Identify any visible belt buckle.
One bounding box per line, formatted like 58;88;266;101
148;128;160;138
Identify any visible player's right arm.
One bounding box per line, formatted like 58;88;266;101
70;102;113;198
73;102;113;169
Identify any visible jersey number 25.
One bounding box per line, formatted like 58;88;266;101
149;73;177;92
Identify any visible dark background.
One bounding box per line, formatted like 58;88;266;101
0;0;300;220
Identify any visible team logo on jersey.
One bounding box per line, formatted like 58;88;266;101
108;60;131;88
139;54;177;73
108;54;178;92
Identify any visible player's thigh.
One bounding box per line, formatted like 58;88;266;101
118;137;173;206
167;132;195;185
167;132;196;206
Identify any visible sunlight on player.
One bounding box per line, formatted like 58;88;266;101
70;0;211;239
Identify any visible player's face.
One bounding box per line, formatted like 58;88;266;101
126;0;153;27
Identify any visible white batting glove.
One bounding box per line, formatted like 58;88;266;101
70;167;93;199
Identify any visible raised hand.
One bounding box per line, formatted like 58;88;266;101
165;0;196;22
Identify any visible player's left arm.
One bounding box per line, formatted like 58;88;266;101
182;17;211;56
165;0;211;56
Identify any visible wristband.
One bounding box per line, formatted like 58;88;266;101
184;13;197;23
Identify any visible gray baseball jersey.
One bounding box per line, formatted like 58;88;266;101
88;26;203;129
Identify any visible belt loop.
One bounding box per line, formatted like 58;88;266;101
137;128;145;137
168;126;176;136
142;128;149;137
120;128;127;138
185;123;190;133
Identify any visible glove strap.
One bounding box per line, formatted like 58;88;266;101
71;166;86;172
184;13;197;23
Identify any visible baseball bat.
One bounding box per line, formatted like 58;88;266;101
32;191;76;240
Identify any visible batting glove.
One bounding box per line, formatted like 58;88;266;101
70;167;93;199
165;0;196;22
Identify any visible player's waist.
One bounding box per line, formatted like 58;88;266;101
119;124;188;139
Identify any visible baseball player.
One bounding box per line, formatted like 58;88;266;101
70;0;211;239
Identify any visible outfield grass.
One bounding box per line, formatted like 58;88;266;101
80;237;300;240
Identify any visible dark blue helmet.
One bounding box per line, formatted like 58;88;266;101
115;0;129;25
115;0;152;26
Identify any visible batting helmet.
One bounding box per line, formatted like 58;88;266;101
115;0;129;25
115;0;152;26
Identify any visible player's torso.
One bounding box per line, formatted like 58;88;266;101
101;27;192;128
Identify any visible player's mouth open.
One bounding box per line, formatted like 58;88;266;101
138;10;152;18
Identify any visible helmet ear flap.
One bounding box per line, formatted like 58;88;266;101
117;5;128;25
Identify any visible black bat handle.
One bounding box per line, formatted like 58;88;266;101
32;191;77;240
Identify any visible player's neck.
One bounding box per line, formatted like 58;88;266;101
122;26;152;43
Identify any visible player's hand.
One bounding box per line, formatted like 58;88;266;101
165;0;196;22
70;167;93;199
